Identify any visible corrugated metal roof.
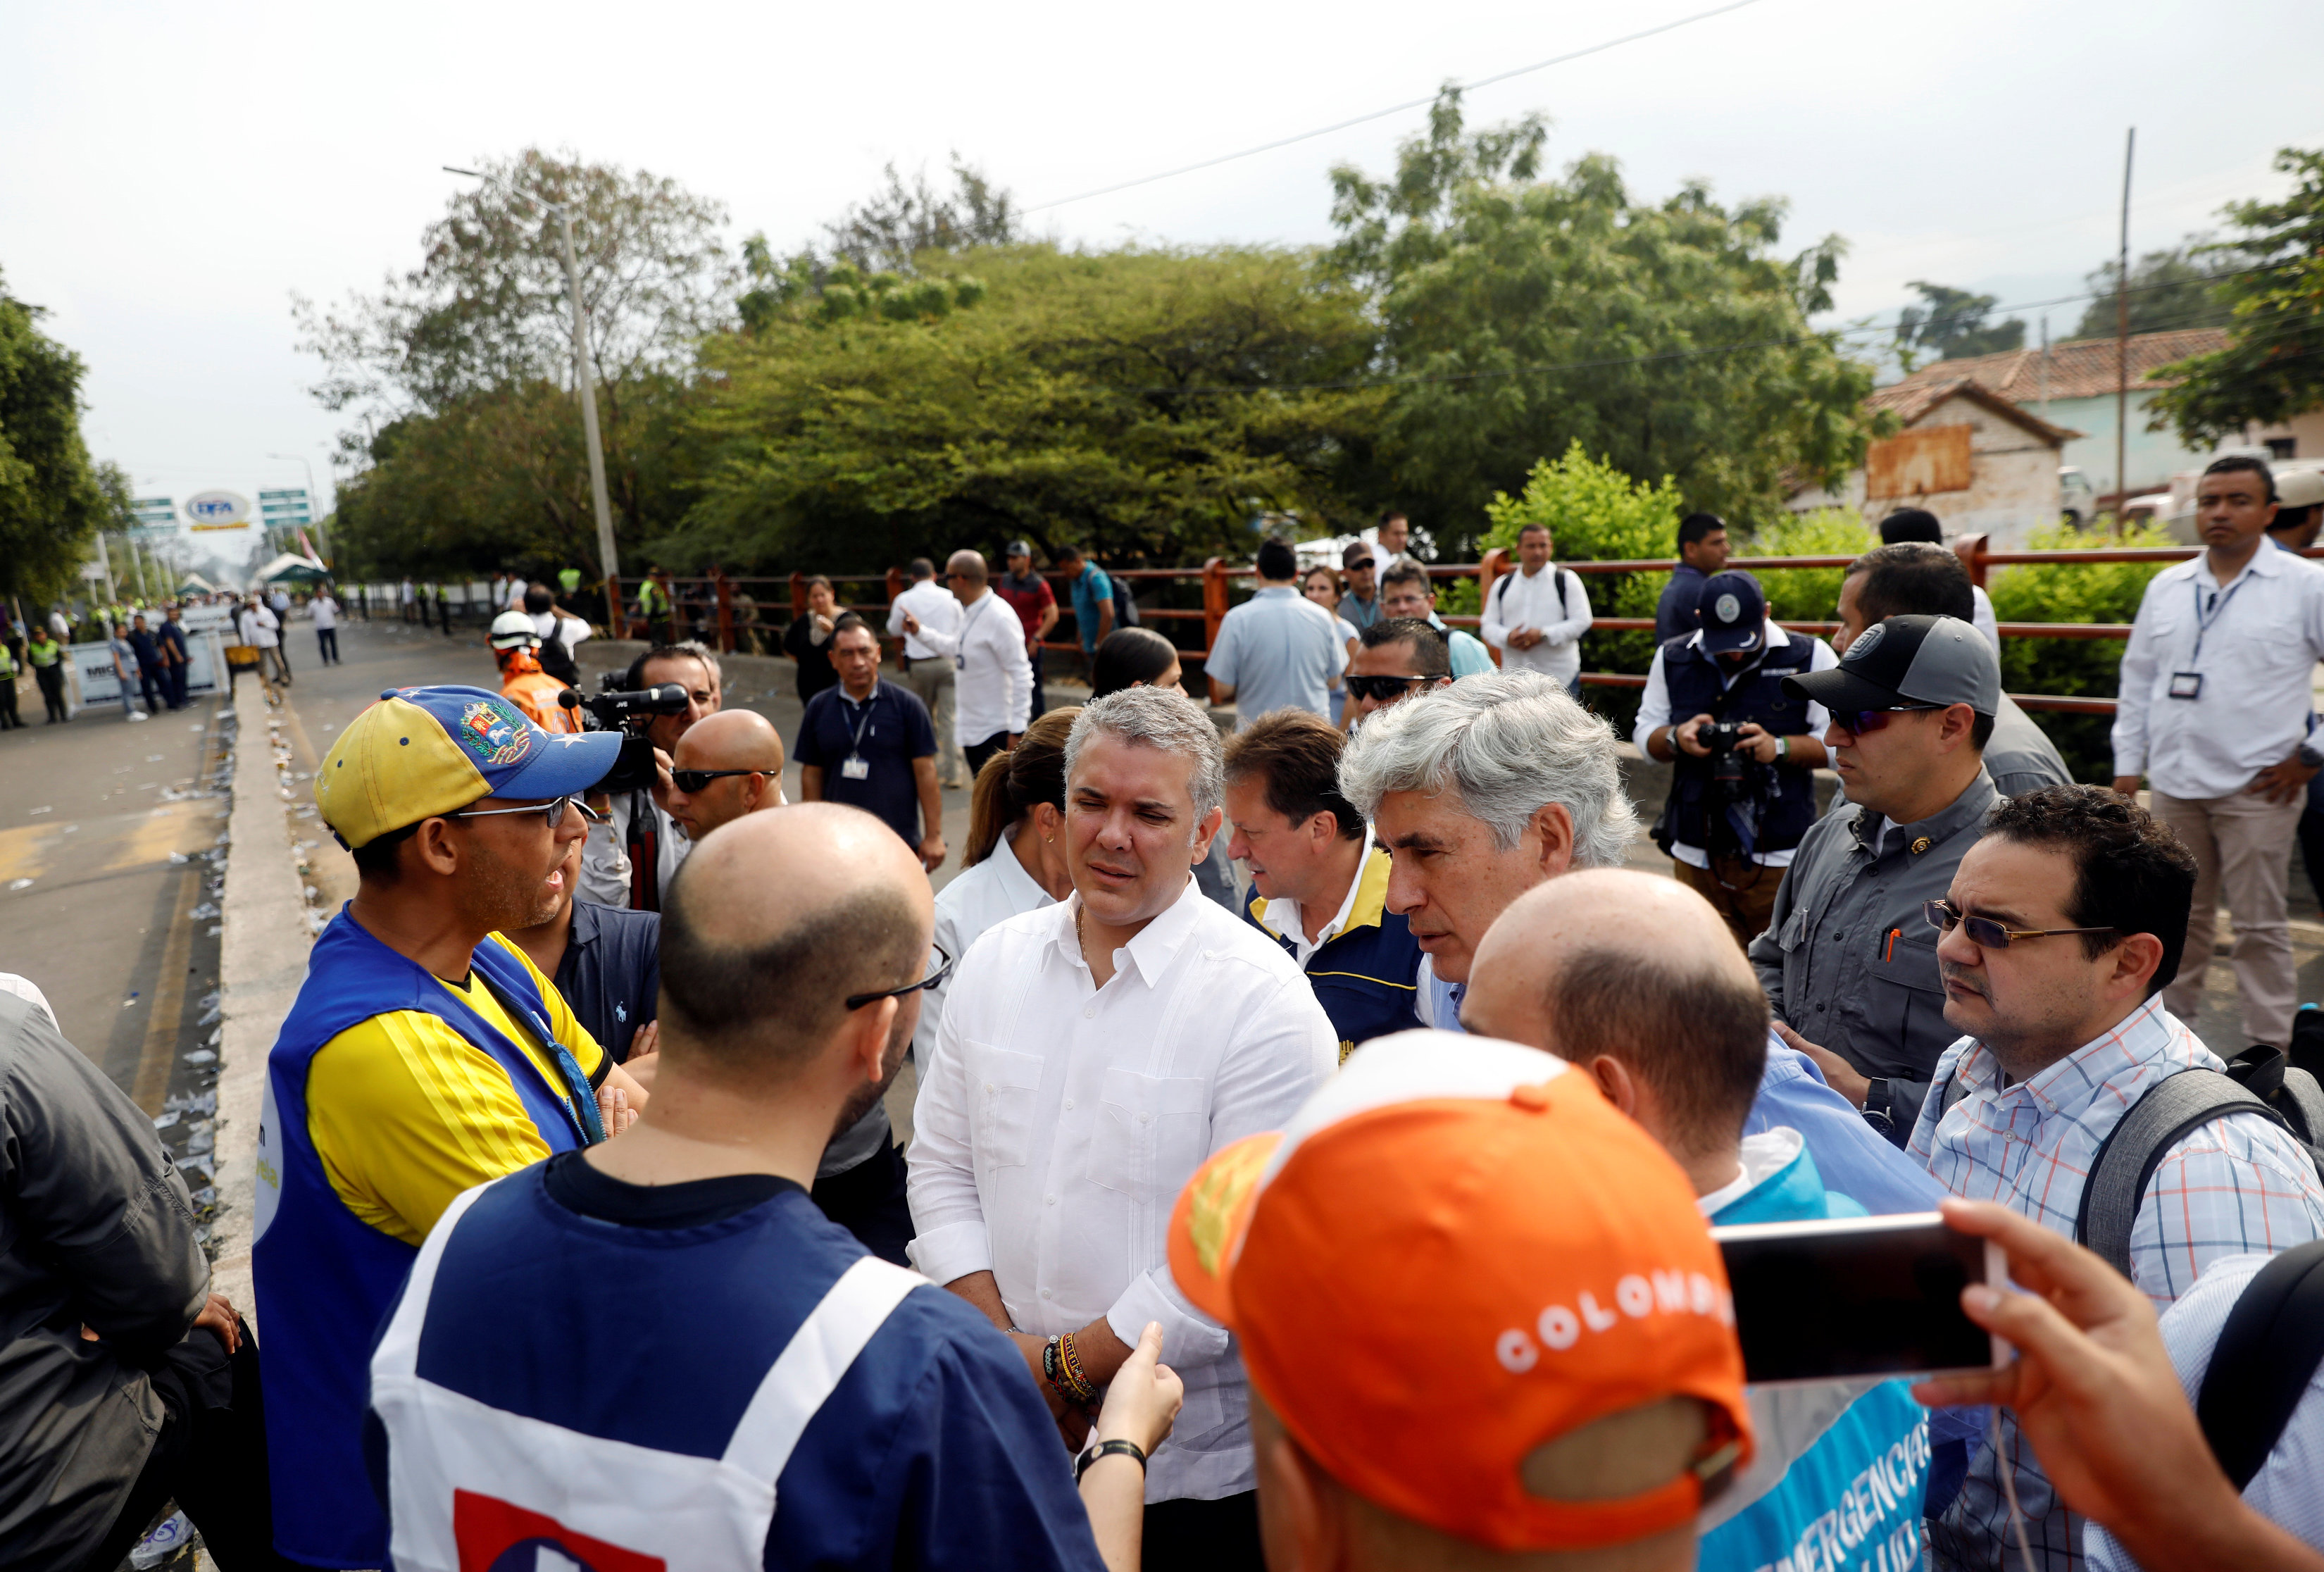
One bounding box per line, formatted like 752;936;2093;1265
1876;327;2227;406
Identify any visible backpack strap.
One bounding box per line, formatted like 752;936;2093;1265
2195;1238;2324;1492
2075;1068;2292;1279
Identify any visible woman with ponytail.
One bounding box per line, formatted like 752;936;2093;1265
913;707;1079;1062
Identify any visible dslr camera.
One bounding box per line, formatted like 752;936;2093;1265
1699;719;1751;797
557;674;691;795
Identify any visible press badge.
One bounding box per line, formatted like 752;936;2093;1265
2168;673;2204;700
841;756;871;780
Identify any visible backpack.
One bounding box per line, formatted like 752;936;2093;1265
1937;1044;2324;1279
2194;1237;2324;1492
1109;571;1140;629
1489;566;1580;630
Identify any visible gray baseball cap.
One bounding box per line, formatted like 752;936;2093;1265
1785;613;1999;718
1004;539;1034;559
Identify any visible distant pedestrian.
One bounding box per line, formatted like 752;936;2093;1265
994;541;1059;718
1335;540;1383;631
399;577;414;623
1373;509;1418;575
887;557;967;787
0;639;20;729
522;584;586;685
783;575;843;704
903;550;1032;780
311;588;341;666
489;612;580;735
433;582;451;637
26;627;67;722
556;563;583;606
238;597;288;686
1301;565;1361;724
1880;509;1999;650
1342;618;1453;732
126;614;168;717
46;604;70;644
1375;561;1494;677
1205;537;1345;727
796;616;945;871
637;566;674;644
1479;522;1592;696
108;625;148;721
1054;543;1115;662
1656;511;1732;645
157;604;191;709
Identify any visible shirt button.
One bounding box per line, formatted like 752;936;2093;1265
1138;1114;1151;1125
1040;1287;1054;1299
1083;1006;1096;1018
1064;1099;1075;1111
1045;1194;1057;1206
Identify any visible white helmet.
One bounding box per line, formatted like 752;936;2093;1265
489;609;541;651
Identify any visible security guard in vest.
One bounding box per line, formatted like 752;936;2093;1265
1635;570;1838;951
252;685;651;1568
1224;711;1425;1058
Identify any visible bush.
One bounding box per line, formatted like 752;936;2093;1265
1985;520;2177;781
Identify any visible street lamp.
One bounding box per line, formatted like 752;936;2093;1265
444;164;622;633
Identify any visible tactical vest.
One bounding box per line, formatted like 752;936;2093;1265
1656;637;1820;859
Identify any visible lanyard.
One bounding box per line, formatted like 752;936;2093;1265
2189;570;2251;668
959;592;999;649
842;688;882;754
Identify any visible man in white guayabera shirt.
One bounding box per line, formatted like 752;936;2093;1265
907;685;1337;1572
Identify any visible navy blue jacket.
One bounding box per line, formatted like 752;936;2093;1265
1242;845;1424;1061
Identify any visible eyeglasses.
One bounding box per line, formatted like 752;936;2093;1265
846;944;954;1011
1832;704;1942;736
444;795;604;832
1346;673;1433;701
1346;559;1375;571
1924;899;2116;950
670;768;774;794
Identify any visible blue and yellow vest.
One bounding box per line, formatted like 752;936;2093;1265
1244;847;1425;1062
251;910;597;1568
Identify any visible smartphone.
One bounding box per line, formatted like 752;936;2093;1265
1711;1211;2009;1386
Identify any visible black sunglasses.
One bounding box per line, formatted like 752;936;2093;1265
1832;704;1942;736
670;768;773;794
1347;673;1433;701
1925;899;2116;950
846;945;954;1011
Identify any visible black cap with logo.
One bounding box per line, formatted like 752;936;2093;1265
1785;613;2000;717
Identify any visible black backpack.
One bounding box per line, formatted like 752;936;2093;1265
2195;1237;2324;1492
1109;572;1140;630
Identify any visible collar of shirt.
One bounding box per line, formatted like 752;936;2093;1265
1849;771;1996;861
989;824;1054;911
2193;542;2291;594
1051;873;1204;989
1250;585;1299;601
1942;994;2204;1118
1256;825;1377;952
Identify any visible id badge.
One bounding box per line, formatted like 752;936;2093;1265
841;755;871;780
2168;672;2204;701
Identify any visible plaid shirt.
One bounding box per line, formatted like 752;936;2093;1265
1910;996;2324;1570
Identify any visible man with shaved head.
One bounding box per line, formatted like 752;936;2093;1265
367;806;1156;1571
664;706;787;842
901;549;1032;780
1463;869;1934;1572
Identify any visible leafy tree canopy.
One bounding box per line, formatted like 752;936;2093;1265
0;274;113;606
2148;148;2324;447
1328;89;1875;552
1894;282;2025;367
2070;238;2239;340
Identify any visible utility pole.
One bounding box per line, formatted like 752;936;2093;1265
443;166;621;632
2115;127;2135;534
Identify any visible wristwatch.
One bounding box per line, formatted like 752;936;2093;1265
1861;1078;1896;1137
2299;739;2324;771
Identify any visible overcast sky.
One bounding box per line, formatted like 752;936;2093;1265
8;0;2318;551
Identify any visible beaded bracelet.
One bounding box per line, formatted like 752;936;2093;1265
1043;1333;1099;1409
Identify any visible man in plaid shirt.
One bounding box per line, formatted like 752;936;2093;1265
1909;785;2324;1571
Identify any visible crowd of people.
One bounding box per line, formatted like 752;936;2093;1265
8;458;2324;1571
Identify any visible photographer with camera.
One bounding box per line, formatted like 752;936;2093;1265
577;643;722;913
1636;571;1835;951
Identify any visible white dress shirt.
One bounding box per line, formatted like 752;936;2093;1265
887;578;963;661
1255;825;1375;966
906;877;1339;1502
915;824;1059;1063
2114;545;2324;800
914;590;1032;746
311;596;338;631
531;609;589;650
1631;623;1837;867
1480;565;1593;682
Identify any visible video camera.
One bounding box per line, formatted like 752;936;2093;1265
558;675;690;796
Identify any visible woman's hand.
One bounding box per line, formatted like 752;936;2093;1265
1095;1321;1183;1456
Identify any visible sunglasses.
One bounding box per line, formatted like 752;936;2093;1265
846;944;955;1011
1347;673;1434;701
1924;899;2116;950
1832;704;1942;736
670;768;773;794
445;795;604;832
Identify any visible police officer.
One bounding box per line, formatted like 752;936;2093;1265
1634;570;1836;950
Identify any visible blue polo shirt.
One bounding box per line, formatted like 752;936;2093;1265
795;680;937;846
1207;586;1345;724
1068;564;1113;654
551;900;660;1063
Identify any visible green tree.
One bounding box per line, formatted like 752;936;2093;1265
0;273;111;608
2070;239;2239;340
678;243;1386;572
1894;282;2025;367
1329;89;1875;551
2148;148;2324;446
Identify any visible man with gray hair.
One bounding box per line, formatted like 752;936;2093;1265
908;685;1337;1571
1338;668;1639;1030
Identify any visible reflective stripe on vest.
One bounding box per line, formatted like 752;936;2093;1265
373;1181;923;1572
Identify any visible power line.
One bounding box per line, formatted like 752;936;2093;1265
1019;0;1770;215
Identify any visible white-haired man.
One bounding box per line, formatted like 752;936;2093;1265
908;685;1339;1572
1339;670;1943;1216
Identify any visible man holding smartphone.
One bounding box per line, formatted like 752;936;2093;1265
1463;869;1933;1572
1911;783;2324;1570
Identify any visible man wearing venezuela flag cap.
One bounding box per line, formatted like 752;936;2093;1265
1168;1030;1753;1570
251;687;652;1567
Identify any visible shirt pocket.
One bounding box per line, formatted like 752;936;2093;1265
1777;905;1811;954
1865;933;1945;1071
1086;1070;1211;1201
961;1042;1045;1171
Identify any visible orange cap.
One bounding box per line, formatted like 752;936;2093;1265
1169;1031;1751;1552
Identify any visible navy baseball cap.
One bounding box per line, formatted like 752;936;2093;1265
1785;614;1999;718
317;685;620;848
1696;571;1767;655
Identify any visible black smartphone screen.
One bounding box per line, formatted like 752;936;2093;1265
1715;1214;1992;1383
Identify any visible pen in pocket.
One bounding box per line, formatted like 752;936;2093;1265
1882;927;1899;963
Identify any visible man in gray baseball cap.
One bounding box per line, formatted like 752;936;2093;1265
1746;614;2004;1147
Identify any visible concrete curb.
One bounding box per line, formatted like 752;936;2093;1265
208;681;315;1319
